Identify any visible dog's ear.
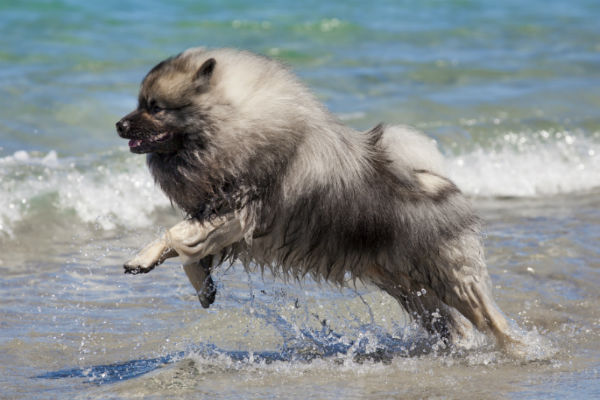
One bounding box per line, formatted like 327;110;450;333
194;58;216;82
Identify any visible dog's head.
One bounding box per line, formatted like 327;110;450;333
116;47;321;175
116;50;218;154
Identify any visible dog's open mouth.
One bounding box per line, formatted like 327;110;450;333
128;132;173;153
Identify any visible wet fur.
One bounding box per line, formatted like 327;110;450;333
118;48;521;349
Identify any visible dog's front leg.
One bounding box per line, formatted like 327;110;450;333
123;237;177;274
165;213;246;265
183;256;216;308
124;212;246;274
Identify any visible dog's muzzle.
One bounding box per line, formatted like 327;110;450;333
116;119;130;138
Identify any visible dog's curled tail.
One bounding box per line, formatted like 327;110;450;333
380;125;446;175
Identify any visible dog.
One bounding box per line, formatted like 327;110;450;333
116;47;521;349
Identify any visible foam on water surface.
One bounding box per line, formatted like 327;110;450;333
446;131;600;197
0;149;170;236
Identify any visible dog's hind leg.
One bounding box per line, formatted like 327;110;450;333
432;232;521;348
373;274;474;345
183;255;217;308
405;289;475;345
439;272;516;347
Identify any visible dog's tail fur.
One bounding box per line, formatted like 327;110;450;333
381;125;445;175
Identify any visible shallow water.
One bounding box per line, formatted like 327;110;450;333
1;1;599;399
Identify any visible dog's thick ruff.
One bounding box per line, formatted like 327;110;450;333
118;47;520;348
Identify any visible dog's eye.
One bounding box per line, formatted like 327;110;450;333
148;100;163;114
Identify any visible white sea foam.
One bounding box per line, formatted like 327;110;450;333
446;131;600;197
0;149;170;236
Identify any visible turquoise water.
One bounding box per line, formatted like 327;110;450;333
2;0;600;155
1;1;599;398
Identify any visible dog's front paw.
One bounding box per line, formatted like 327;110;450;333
198;275;217;308
123;239;170;275
123;260;156;275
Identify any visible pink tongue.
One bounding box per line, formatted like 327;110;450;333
129;139;142;147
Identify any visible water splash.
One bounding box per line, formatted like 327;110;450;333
36;323;440;385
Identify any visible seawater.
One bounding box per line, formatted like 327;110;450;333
1;1;599;399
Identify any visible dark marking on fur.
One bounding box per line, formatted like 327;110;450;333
366;123;385;147
194;58;216;81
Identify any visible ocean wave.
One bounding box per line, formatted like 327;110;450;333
1;133;598;235
0;149;170;236
446;131;600;197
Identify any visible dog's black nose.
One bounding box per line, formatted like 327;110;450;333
116;119;129;136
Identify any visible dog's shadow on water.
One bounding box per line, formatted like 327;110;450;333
36;302;445;385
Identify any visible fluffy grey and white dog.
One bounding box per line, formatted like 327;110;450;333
116;48;521;349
